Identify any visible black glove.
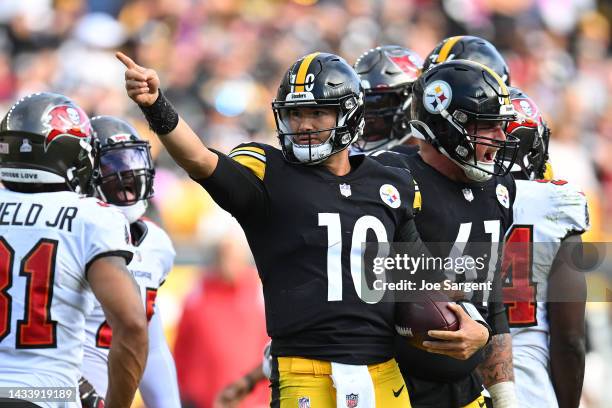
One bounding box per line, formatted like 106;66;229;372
79;377;105;408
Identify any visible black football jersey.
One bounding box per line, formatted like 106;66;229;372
373;149;515;406
196;142;420;364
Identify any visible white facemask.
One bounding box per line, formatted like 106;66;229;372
460;162;494;182
291;138;334;163
117;200;148;224
439;146;493;182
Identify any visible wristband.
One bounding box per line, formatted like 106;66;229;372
139;90;179;135
487;381;518;408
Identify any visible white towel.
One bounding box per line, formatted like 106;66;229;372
330;362;376;408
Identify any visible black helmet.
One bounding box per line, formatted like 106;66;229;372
502;87;550;180
423;36;510;85
272;52;365;164
0;92;95;193
354;45;423;152
91;116;154;206
410;60;519;181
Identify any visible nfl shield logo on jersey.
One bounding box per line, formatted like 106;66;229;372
462;188;474;202
496;184;510;208
346;393;359;407
298;396;311;408
340;183;352;197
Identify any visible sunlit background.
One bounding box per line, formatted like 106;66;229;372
0;0;610;407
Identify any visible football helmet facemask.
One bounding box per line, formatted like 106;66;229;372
91;116;154;221
423;35;510;85
0;92;95;194
410;60;519;182
272;52;365;164
502;87;550;180
354;45;423;152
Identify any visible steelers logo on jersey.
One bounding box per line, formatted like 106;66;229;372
423;80;452;114
496;184;510;208
380;184;401;208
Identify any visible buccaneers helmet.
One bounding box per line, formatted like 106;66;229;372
502;87;550;180
423;36;510;85
0;92;95;193
410;60;519;181
272;52;365;164
91;116;154;222
353;45;423;152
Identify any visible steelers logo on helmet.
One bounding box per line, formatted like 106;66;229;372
423;80;452;114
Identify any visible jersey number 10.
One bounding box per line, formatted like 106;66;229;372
319;213;388;304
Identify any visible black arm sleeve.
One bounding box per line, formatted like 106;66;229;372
192;150;268;221
487;267;510;334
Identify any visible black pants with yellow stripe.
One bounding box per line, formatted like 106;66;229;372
269;357;411;407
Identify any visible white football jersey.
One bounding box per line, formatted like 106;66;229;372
505;179;589;407
82;218;175;397
0;189;132;408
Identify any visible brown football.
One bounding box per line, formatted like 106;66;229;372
395;290;460;350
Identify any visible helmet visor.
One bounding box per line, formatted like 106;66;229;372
97;145;154;205
99;145;151;176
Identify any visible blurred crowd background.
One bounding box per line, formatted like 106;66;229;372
0;0;610;407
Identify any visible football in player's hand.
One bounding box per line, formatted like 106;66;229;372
395;290;459;350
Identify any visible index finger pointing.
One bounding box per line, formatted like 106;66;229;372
116;52;139;69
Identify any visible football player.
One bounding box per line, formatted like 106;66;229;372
366;58;520;408
0;93;147;408
352;45;423;153
117;50;433;407
79;116;180;408
422;35;511;85
500;88;588;408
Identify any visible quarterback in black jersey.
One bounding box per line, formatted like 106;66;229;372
359;51;520;407
118;51;431;407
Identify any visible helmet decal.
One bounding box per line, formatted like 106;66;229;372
423;80;453;114
42;105;91;151
387;53;421;76
435;35;463;63
293;52;320;93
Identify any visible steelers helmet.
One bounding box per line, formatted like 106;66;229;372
410;60;519;181
502;87;550;180
272;52;365;164
0;92;95;194
423;36;510;85
354;45;423;152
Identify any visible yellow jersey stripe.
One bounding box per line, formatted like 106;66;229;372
413;191;422;211
231;155;266;180
543;161;554;181
436;36;463;63
229;146;265;157
413;179;421;211
229;150;266;163
295;52;320;92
